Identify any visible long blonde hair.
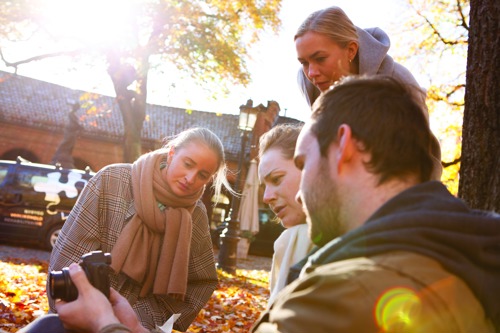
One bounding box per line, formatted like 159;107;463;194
295;6;358;48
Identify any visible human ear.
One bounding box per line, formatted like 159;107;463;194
347;41;359;62
331;125;355;174
167;147;175;163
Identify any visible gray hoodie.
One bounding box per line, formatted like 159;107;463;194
297;26;426;109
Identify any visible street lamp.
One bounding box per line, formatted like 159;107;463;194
218;101;259;273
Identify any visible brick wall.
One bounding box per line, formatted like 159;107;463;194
0;122;133;171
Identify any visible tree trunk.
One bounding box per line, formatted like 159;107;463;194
459;0;500;212
51;103;82;168
107;53;148;163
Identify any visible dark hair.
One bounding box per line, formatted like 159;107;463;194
310;75;434;184
259;123;303;160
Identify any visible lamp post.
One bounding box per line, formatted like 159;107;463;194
218;101;259;273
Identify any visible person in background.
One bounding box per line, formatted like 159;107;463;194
252;75;500;332
48;127;234;331
257;123;314;306
294;6;442;179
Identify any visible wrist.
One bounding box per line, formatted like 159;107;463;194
131;323;150;333
99;323;133;333
95;315;123;333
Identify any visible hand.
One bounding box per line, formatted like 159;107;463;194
109;288;149;333
55;263;120;332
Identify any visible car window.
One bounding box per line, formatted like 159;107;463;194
0;165;8;184
15;168;47;188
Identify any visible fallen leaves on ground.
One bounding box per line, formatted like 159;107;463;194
187;269;269;332
0;258;49;332
0;258;269;332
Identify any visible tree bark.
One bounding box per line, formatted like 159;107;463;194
51;103;82;169
107;53;148;163
459;0;500;212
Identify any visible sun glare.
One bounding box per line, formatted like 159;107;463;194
38;0;139;48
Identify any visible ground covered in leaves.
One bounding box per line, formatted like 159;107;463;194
0;257;270;332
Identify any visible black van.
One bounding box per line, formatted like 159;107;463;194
0;157;94;250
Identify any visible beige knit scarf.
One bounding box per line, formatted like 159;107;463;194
111;148;204;299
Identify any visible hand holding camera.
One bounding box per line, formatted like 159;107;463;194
50;251;150;333
49;250;112;302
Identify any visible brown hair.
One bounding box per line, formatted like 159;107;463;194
310;75;434;184
259;123;304;161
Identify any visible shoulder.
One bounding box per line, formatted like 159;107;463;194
193;200;208;218
91;164;133;186
85;164;134;204
308;251;463;290
191;200;209;229
289;251;491;332
96;163;132;177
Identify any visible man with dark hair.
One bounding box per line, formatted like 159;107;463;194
252;76;500;332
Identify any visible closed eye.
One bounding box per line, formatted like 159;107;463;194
270;175;283;185
198;172;210;180
315;57;326;64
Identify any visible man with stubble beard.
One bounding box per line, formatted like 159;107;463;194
252;75;500;333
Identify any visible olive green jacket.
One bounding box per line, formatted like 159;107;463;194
253;251;494;333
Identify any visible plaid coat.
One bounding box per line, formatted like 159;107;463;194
48;163;217;331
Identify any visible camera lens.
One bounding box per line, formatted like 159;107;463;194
49;267;78;302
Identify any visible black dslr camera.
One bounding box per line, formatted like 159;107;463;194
49;250;112;302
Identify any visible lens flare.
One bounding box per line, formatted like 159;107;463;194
375;287;422;332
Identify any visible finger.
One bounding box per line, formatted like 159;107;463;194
54;299;67;312
67;263;91;294
108;288;121;304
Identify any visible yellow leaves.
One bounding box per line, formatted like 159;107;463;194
76;91;114;128
0;258;270;333
186;268;270;332
0;259;49;332
160;0;282;89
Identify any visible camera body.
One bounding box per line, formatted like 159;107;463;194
49;250;112;302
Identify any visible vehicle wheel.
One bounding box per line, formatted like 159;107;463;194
45;225;63;250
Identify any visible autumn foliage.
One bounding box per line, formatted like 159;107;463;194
0;258;270;332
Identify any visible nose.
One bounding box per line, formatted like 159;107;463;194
307;63;320;79
185;171;196;184
262;187;276;205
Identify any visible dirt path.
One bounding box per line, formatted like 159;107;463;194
0;244;271;272
0;243;51;262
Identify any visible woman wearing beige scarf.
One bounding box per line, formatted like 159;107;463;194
48;128;234;331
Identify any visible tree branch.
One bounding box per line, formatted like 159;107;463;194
442;157;461;168
456;0;469;31
0;48;82;71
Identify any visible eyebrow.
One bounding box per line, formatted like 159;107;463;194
184;156;196;165
262;168;279;183
298;50;324;62
184;156;212;175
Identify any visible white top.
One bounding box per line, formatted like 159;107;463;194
268;223;314;306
